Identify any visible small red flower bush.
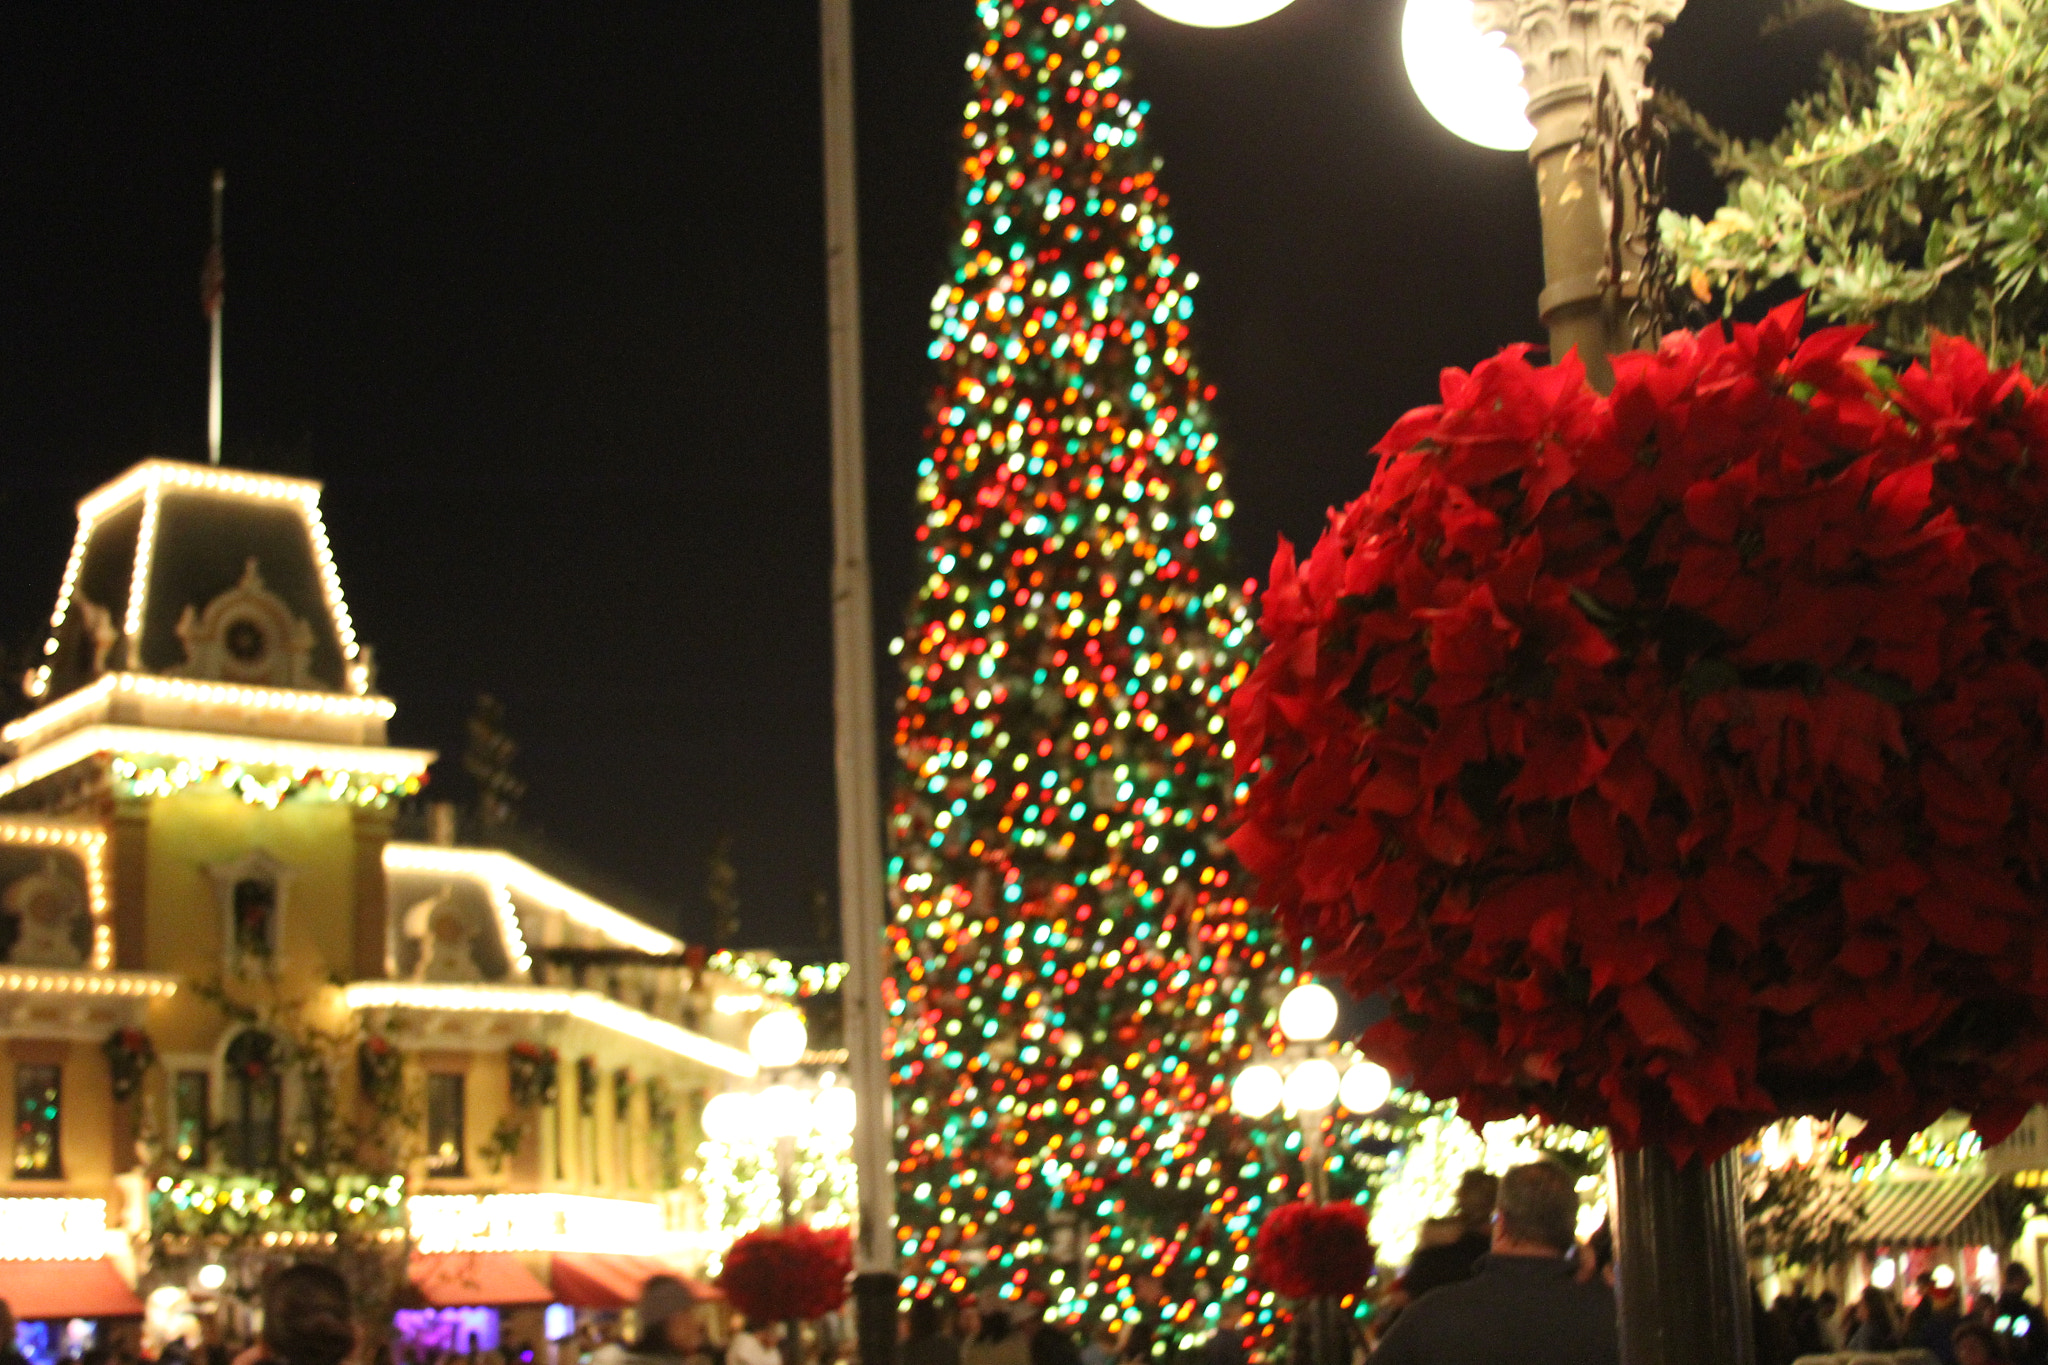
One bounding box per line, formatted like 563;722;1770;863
1252;1201;1375;1299
1229;301;2048;1162
718;1223;852;1322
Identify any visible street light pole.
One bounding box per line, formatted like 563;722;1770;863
820;1;899;1364
1474;0;1683;393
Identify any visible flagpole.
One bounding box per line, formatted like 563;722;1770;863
206;170;225;467
820;1;898;1363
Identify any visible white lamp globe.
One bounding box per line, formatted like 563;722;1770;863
757;1084;813;1139
1277;982;1338;1043
1338;1061;1393;1114
1133;0;1300;25
748;1011;809;1068
701;1091;758;1145
1230;1064;1285;1119
813;1085;857;1137
195;1262;228;1292
1401;0;1536;152
1284;1058;1342;1112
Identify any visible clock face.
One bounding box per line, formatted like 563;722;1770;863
225;617;269;663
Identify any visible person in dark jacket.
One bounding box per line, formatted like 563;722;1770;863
1995;1263;2048;1365
1021;1297;1081;1365
904;1299;961;1365
1397;1171;1499;1301
1907;1272;1964;1365
1367;1161;1615;1365
258;1264;357;1365
0;1301;28;1365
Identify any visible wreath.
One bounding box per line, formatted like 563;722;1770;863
102;1027;156;1103
508;1041;559;1108
1230;304;2048;1161
358;1034;402;1104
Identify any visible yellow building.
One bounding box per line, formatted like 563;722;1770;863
0;460;802;1344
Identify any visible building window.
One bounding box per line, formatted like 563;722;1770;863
223;1030;280;1171
173;1070;210;1165
426;1073;466;1177
231;878;276;960
12;1064;61;1178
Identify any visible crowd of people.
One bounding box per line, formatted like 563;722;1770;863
9;1204;2048;1365
1753;1263;2048;1364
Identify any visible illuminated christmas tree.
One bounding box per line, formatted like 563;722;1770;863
886;0;1295;1347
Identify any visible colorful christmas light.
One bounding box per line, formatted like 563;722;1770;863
883;0;1410;1350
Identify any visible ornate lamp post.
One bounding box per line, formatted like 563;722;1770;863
1229;982;1393;1365
702;1011;858;1227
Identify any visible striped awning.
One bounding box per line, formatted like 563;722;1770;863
1852;1173;2003;1249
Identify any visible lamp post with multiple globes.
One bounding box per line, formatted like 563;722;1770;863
1228;982;1390;1365
1127;1;1949;1360
700;1010;858;1228
1228;982;1393;1203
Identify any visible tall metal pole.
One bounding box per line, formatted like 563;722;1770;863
1471;8;1751;1363
205;170;226;465
820;1;898;1362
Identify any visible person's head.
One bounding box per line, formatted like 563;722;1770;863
261;1264;356;1365
1490;1161;1578;1256
2007;1263;2034;1296
1455;1171;1501;1227
0;1299;15;1344
1954;1321;2002;1365
907;1299;944;1344
1861;1285;1896;1330
636;1277;700;1355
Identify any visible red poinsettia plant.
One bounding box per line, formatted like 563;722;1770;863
1252;1201;1375;1300
1229;301;2048;1163
718;1223;852;1323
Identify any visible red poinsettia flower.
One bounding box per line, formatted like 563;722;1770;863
1251;1201;1375;1300
1230;300;2048;1163
718;1223;852;1322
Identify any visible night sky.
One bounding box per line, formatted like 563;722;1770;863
0;0;1861;951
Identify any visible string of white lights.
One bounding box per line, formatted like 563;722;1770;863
342;980;756;1076
383;844;535;976
4;673;396;748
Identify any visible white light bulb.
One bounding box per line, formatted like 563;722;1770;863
196;1263;227;1292
1278;983;1338;1043
701;1092;757;1144
1132;0;1299;25
748;1011;809;1067
1231;1065;1284;1119
1338;1061;1392;1114
1284;1058;1341;1113
814;1085;857;1137
1401;0;1536;152
757;1085;812;1139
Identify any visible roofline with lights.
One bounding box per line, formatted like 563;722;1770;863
343;980;756;1077
33;459;372;701
0;723;433;802
383;843;683;956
